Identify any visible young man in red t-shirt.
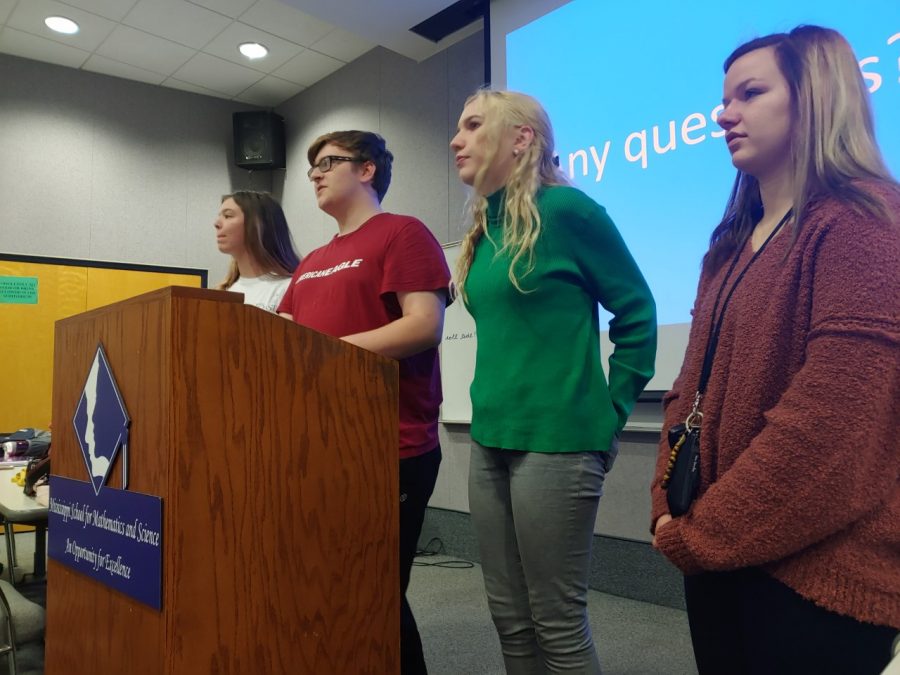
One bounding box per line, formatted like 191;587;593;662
278;130;450;674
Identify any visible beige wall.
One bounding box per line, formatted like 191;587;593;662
0;52;264;285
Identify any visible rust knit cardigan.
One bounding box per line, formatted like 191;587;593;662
652;183;900;629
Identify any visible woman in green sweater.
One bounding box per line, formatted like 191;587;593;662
450;89;657;673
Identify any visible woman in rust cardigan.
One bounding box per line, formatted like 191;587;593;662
651;25;900;675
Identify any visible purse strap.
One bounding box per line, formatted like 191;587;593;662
686;208;793;428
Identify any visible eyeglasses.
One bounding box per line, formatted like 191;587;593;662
307;155;363;179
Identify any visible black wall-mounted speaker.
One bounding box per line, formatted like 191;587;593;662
233;111;286;170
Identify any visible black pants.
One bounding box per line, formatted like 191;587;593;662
684;567;897;675
399;445;442;675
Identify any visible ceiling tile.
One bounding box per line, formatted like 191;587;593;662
54;0;140;22
240;0;332;47
2;0;474;99
283;0;454;28
7;0;117;51
272;48;342;87
379;18;482;63
171;51;264;97
202;21;301;73
310;27;374;63
162;76;231;100
95;25;194;75
282;0;469;61
0;25;91;68
83;53;166;85
122;0;231;50
187;0;256;19
235;74;302;107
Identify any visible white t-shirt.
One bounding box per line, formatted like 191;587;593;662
227;275;291;313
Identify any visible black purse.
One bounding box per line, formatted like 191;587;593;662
662;210;792;517
663;421;701;517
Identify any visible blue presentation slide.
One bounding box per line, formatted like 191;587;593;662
508;1;900;326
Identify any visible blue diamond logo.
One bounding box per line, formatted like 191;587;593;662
72;344;130;496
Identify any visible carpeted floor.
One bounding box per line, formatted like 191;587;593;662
0;534;698;675
409;552;697;674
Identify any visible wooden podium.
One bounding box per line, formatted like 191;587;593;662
46;287;400;674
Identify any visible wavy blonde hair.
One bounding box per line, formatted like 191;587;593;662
706;25;899;272
455;89;569;297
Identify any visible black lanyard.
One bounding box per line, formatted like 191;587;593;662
697;209;793;399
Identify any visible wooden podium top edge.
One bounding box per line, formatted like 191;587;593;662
55;285;242;327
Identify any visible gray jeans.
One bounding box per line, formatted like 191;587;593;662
468;440;617;675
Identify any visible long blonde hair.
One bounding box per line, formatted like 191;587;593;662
455;90;568;296
706;25;899;272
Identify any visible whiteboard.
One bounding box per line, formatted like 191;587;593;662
438;242;689;424
439;243;476;423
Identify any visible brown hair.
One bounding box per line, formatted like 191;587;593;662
705;25;899;273
216;191;301;290
307;130;394;202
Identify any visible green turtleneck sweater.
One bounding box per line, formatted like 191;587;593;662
463;185;657;452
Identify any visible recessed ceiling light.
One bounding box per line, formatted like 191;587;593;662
45;16;79;35
238;42;268;60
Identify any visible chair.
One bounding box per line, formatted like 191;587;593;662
0;581;17;675
1;518;18;584
0;579;46;675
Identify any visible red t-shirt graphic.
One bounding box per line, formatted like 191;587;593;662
278;213;451;458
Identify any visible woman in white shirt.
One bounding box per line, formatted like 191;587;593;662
215;191;301;312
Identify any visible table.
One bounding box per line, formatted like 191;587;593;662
0;467;48;585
